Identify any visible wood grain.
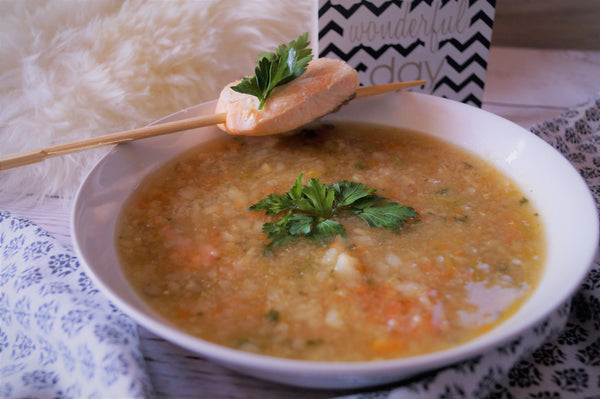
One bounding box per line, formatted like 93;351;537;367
492;0;600;50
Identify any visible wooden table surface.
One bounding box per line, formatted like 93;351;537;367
2;46;600;398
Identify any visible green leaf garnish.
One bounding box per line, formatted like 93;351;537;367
249;174;418;249
231;32;313;110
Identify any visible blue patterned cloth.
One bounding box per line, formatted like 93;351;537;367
0;211;153;398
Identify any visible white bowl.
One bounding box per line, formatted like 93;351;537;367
72;92;599;389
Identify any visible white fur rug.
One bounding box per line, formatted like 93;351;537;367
0;0;314;200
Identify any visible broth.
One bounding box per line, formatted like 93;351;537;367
116;123;545;361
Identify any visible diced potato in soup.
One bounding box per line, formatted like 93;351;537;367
116;123;545;361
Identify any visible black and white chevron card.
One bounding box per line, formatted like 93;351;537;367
318;0;496;107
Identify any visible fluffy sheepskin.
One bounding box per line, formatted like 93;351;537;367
0;0;315;200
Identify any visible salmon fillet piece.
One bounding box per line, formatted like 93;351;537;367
215;58;360;136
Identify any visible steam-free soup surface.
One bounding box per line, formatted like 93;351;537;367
116;123;544;361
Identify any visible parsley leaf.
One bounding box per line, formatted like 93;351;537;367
356;202;416;228
332;181;376;207
249;174;418;249
231;32;313;110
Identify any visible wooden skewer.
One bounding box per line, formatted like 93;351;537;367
0;113;228;171
354;81;425;98
0;80;425;171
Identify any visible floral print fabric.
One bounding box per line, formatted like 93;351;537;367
0;212;153;398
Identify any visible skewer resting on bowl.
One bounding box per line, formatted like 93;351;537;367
0;58;424;170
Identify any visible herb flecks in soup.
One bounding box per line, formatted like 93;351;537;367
116;123;545;361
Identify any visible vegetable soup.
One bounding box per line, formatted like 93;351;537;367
116;123;545;361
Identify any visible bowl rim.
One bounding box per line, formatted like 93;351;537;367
71;91;599;380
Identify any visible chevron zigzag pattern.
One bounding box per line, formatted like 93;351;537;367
319;0;403;18
318;0;496;107
319;41;426;60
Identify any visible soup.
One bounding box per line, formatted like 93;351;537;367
116;123;545;361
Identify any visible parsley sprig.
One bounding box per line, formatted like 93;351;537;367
249;174;419;248
231;32;313;110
